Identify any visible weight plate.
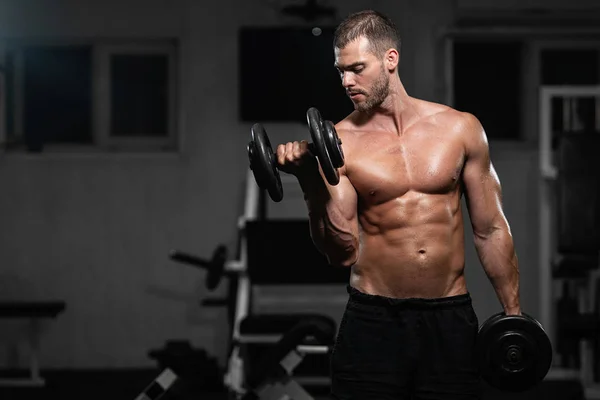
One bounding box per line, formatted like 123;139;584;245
249;123;283;202
206;245;227;291
307;108;339;185
478;312;552;392
323;120;345;169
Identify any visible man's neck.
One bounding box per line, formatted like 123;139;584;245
359;78;418;136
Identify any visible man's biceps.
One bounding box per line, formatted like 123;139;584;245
336;177;359;218
464;160;498;189
461;166;481;197
340;176;358;198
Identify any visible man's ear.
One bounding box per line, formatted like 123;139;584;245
385;48;399;72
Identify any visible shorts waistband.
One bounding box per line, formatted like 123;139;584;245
347;284;472;309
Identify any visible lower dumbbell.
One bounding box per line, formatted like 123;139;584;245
477;312;553;392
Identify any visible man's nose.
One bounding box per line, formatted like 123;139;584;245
341;72;355;88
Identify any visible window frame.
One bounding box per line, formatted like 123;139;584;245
441;28;600;146
442;34;527;142
0;38;179;153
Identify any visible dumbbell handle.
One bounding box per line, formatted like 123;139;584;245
169;250;209;270
273;142;316;155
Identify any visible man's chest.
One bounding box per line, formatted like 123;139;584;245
344;133;466;202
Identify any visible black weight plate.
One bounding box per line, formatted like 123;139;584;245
478;312;552;392
250;123;283;202
206;245;227;291
247;137;265;188
485;313;551;391
323;120;345;169
307;107;339;186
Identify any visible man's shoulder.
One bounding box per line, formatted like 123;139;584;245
332;112;361;140
418;100;479;130
419;104;484;144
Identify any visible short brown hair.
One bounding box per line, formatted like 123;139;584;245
334;10;400;59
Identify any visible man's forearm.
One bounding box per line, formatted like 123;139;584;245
297;173;359;267
474;227;520;314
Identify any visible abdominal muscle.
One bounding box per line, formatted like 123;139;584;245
350;191;467;299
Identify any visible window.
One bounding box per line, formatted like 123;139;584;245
238;27;351;123
1;40;178;153
541;48;600;138
452;40;523;141
110;54;169;137
541;49;599;86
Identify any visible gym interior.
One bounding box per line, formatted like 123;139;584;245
0;0;599;399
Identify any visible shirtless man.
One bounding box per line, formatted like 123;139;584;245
276;10;520;400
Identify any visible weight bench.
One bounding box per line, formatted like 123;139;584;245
241;316;336;400
223;219;350;399
0;301;66;387
134;316;336;400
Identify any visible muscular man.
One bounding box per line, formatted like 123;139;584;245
277;10;520;400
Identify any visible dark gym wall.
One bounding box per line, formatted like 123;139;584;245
0;0;591;370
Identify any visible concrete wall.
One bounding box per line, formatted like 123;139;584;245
0;0;594;369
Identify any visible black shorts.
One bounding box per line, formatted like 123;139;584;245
330;285;481;400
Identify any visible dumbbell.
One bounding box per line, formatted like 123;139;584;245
477;312;553;392
247;107;345;202
168;245;228;291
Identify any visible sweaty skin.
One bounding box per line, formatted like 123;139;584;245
334;104;486;299
278;36;520;312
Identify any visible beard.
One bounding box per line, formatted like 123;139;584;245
354;66;390;113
